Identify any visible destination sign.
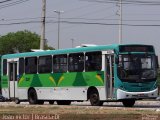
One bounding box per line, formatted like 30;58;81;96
119;45;154;52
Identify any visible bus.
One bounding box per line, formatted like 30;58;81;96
1;44;159;107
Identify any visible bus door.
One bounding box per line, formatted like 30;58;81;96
105;54;114;99
9;62;18;99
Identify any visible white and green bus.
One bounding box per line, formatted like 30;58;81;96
1;44;159;107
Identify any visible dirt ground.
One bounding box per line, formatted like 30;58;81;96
0;101;160;120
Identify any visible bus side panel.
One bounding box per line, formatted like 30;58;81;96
36;87;107;100
17;87;107;101
36;87;106;101
2;88;9;99
17;88;28;100
36;87;87;100
1;75;9;99
22;87;106;101
17;71;106;101
98;87;106;100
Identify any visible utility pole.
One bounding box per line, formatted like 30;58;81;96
54;10;64;49
118;0;122;44
40;0;46;50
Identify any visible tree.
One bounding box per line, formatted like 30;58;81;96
0;30;54;55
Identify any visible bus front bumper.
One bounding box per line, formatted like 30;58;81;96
117;88;158;100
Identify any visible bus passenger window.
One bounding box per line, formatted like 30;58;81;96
53;54;67;73
68;53;84;72
19;58;24;75
38;56;52;73
85;51;102;71
3;59;7;75
25;57;37;74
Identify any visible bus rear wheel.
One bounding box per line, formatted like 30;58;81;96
89;90;103;106
37;100;44;105
49;101;54;105
15;98;20;104
28;89;38;105
57;100;71;105
122;99;135;107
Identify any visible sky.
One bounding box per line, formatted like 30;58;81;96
0;0;160;55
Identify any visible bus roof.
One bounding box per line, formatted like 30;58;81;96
1;44;154;59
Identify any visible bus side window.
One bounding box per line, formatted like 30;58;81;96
38;55;52;73
19;58;24;75
85;51;102;71
25;57;37;74
3;59;7;75
68;53;84;72
53;54;67;73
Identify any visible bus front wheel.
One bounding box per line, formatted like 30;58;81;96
28;89;38;105
89;90;103;106
122;99;135;107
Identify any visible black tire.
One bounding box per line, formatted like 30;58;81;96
38;100;44;105
28;89;38;105
122;99;135;107
89;90;103;106
49;101;54;105
57;100;71;105
15;98;20;104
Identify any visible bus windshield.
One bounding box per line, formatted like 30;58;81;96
117;54;157;82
